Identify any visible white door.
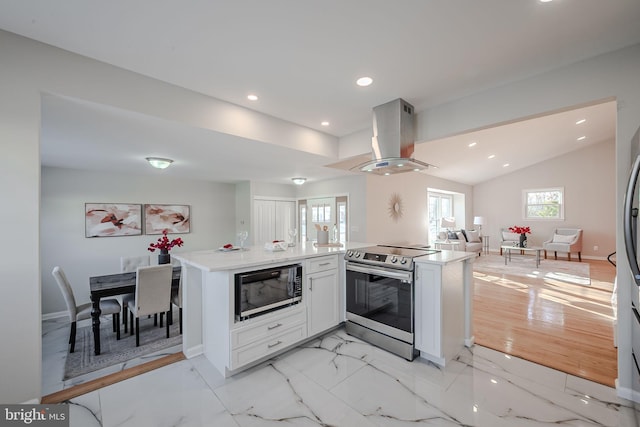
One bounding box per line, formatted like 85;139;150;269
253;199;275;244
275;201;295;242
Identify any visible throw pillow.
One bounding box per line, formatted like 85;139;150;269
460;229;469;242
447;231;458;239
456;231;465;242
466;230;481;243
552;233;576;243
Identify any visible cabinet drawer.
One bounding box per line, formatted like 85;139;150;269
231;308;306;349
306;255;338;274
231;325;306;369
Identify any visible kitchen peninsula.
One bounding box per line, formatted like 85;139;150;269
174;242;475;377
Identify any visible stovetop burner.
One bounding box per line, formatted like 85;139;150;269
344;245;440;270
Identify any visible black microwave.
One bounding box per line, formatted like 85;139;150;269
234;264;302;321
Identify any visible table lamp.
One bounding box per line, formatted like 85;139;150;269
473;216;485;236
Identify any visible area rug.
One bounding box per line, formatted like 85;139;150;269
64;314;182;380
473;253;590;286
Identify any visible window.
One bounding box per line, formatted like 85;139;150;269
428;191;453;241
523;188;564;220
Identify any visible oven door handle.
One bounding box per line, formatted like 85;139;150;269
346;263;412;281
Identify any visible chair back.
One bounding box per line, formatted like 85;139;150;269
134;264;173;317
120;255;151;273
52;266;77;321
555;228;583;249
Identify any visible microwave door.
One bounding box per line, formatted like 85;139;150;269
624;154;640;287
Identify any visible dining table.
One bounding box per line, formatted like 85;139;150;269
89;266;181;355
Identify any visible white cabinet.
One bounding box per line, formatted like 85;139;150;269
305;255;339;336
253;199;295;244
414;262;464;366
230;306;306;370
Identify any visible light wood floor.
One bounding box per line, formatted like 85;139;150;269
473;255;617;387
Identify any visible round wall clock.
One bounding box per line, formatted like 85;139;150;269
388;193;403;221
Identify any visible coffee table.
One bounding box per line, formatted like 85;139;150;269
501;245;543;268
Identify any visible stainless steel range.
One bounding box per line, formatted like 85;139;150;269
344;245;440;360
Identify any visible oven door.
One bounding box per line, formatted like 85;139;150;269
345;262;414;343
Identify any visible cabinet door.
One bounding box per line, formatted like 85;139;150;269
307;269;339;336
414;264;442;358
275;201;295;241
253;200;276;244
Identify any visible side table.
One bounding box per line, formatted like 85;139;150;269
481;235;490;255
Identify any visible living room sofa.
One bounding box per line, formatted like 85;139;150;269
437;229;483;255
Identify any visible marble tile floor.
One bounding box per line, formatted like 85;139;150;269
43;324;640;427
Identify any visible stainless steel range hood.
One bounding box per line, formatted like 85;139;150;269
352;98;435;175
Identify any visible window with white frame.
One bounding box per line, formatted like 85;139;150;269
428;191;453;241
523;187;564;220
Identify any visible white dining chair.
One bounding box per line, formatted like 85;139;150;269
52;266;122;353
120;255;151;332
124;264;173;346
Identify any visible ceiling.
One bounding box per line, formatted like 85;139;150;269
2;1;638;185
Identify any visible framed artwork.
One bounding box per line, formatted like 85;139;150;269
85;203;142;237
144;204;191;234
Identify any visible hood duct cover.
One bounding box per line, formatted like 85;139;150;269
352;98;435;175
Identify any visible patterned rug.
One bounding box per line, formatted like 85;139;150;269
64;312;182;380
473;253;590;286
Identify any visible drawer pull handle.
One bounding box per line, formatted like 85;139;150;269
267;323;283;330
268;340;283;348
319;262;331;266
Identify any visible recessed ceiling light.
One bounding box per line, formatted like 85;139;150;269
503;163;510;167
488;154;496;159
539;0;553;3
321;121;330;126
577;136;587;141
247;94;258;101
468;142;477;147
576;118;586;125
356;76;373;87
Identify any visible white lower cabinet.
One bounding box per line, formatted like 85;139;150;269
229;306;306;370
414;262;464;366
305;255;339;337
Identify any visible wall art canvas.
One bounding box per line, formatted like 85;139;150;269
85;203;142;237
144;204;191;234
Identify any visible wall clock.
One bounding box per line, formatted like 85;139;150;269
388;193;403;221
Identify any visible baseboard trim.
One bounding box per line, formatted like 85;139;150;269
616;379;640;403
41;352;185;404
184;344;204;359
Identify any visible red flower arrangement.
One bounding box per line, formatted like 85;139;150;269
509;226;531;234
148;229;184;253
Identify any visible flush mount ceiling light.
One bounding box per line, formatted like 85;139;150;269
356;76;373;87
146;157;173;169
247;94;258;101
321;121;330;126
291;177;306;185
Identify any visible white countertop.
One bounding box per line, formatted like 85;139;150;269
174;241;371;272
413;249;476;266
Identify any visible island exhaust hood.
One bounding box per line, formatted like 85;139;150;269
352;98;435;175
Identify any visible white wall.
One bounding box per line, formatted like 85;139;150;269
41;167;236;315
364;173;473;245
474;139;616;257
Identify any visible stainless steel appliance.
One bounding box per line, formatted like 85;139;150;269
344;245;439;360
622;125;640;405
235;264;302;321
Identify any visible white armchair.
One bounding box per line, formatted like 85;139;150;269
542;228;583;262
500;229;521;255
